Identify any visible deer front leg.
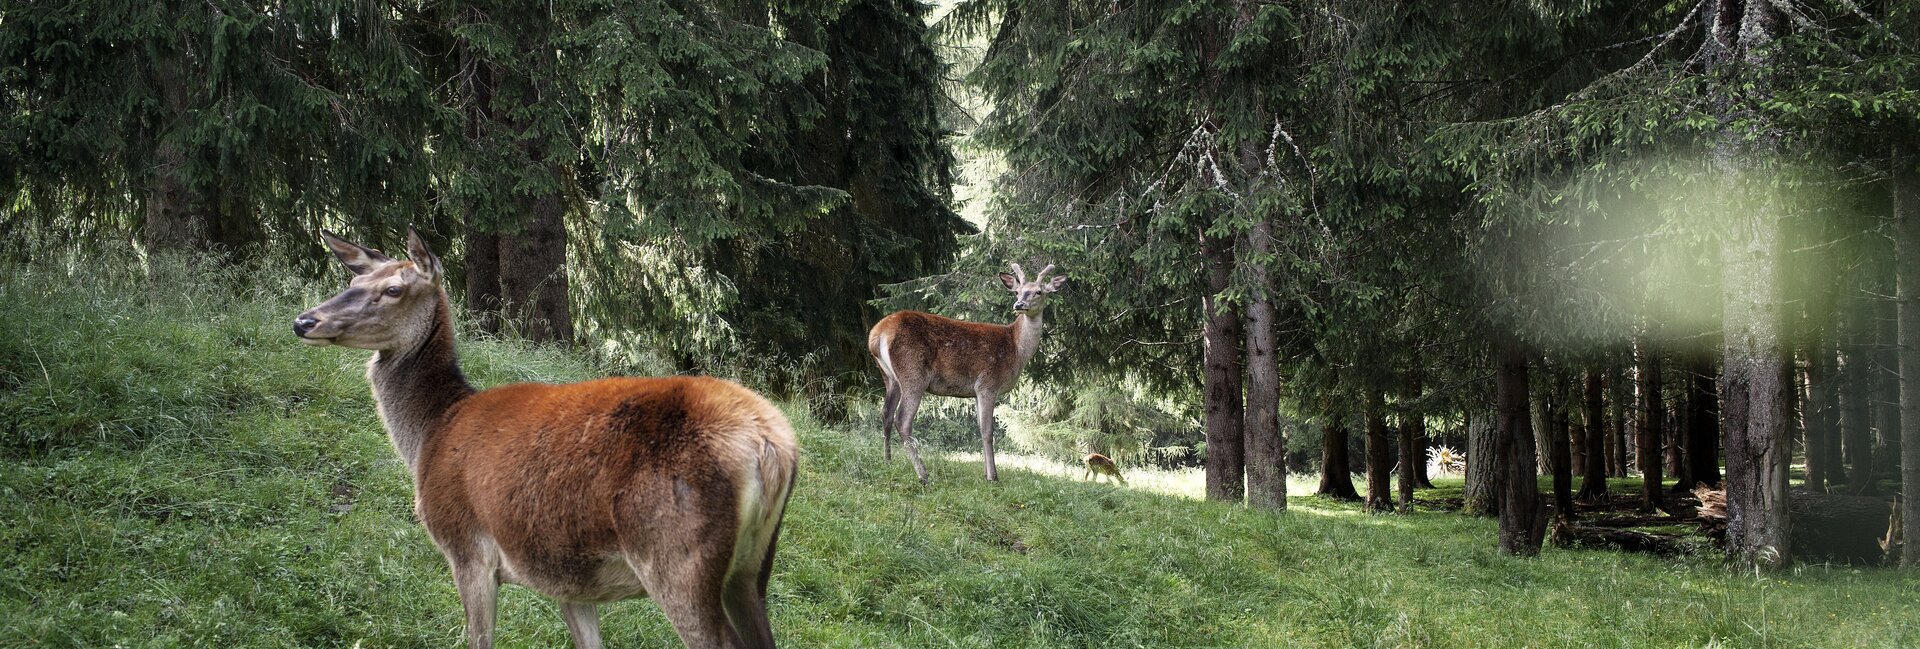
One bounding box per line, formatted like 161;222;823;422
560;601;603;649
452;562;499;649
977;392;999;481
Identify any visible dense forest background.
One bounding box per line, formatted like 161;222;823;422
5;0;1919;570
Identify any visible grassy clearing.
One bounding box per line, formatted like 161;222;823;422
3;257;1917;648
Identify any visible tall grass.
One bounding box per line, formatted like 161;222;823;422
3;256;1917;647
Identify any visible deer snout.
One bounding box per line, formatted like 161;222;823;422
1013;300;1029;311
293;313;331;344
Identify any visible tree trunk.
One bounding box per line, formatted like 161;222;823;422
1496;336;1545;555
1577;371;1609;499
466;230;504;335
1463;409;1500;516
1547;372;1574;519
1317;418;1361;501
1610;365;1629;478
1412;409;1435;489
1241;221;1285;511
1364;389;1393;513
1397;378;1420;512
1806;340;1836;492
498;192;572;344
1635;335;1665;512
1893;157;1920;568
1201;229;1245;503
1842;314;1876;494
1684;351;1722;489
141;44;209;253
1874;292;1902;488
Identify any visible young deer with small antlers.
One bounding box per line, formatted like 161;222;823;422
294;230;797;649
867;263;1066;483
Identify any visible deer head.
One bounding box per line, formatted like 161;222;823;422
998;263;1068;314
294;229;446;351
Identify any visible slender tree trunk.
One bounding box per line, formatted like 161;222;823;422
1317;418;1361;501
1610;365;1629;478
1397;378;1420;512
1842;315;1876;494
1893;157;1919;568
1496;336;1545;555
1577;371;1609;499
1546;371;1574;519
1201;229;1245;503
1242;220;1285;511
1464;409;1500;516
1805;340;1836;492
1412;410;1436;489
1635;336;1665;512
1684;351;1722;489
1874;293;1902;487
1364;389;1393;513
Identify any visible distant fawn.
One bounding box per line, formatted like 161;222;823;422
294;230;796;649
867;263;1066;483
1082;453;1127;485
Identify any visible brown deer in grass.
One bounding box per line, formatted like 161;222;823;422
1082;453;1127;485
868;263;1066;483
294;230;797;649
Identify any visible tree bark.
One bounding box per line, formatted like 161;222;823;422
1610;365;1629;478
1893;157;1920;568
1496;336;1545;555
1463;409;1500;516
1842;314;1876;494
465;230;504;335
1683;350;1722;489
1805;340;1837;492
1242;221;1285;511
1635;335;1665;512
1397;378;1421;512
140;44;210;253
1364;389;1393;513
1317;418;1361;501
1547;372;1574;519
1201;229;1245;503
498;192;572;344
1577;371;1609;499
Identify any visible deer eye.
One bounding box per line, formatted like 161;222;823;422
383;285;404;298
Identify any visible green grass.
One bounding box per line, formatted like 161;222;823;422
3;257;1917;648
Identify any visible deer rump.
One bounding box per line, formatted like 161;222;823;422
417;376;797;605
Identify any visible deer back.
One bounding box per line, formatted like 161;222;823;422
415;375;796;597
872;311;1024;397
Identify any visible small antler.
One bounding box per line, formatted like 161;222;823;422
1032;264;1056;283
1010;262;1028;285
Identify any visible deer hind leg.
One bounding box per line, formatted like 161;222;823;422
976;392;999;481
451;561;500;649
895;390;931;484
630;547;740;649
881;380;899;461
560;601;602;649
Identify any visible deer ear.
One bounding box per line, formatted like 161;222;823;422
998;273;1019;290
320;230;392;276
1044;275;1067;292
405;228;444;281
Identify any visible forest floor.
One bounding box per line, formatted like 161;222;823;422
3;258;1917;648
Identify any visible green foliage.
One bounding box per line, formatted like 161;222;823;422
4;260;1918;646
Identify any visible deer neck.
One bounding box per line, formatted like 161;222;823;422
366;292;475;478
1011;310;1046;365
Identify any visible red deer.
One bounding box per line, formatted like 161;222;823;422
294;230;796;649
1082;453;1127;485
867;263;1066;483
